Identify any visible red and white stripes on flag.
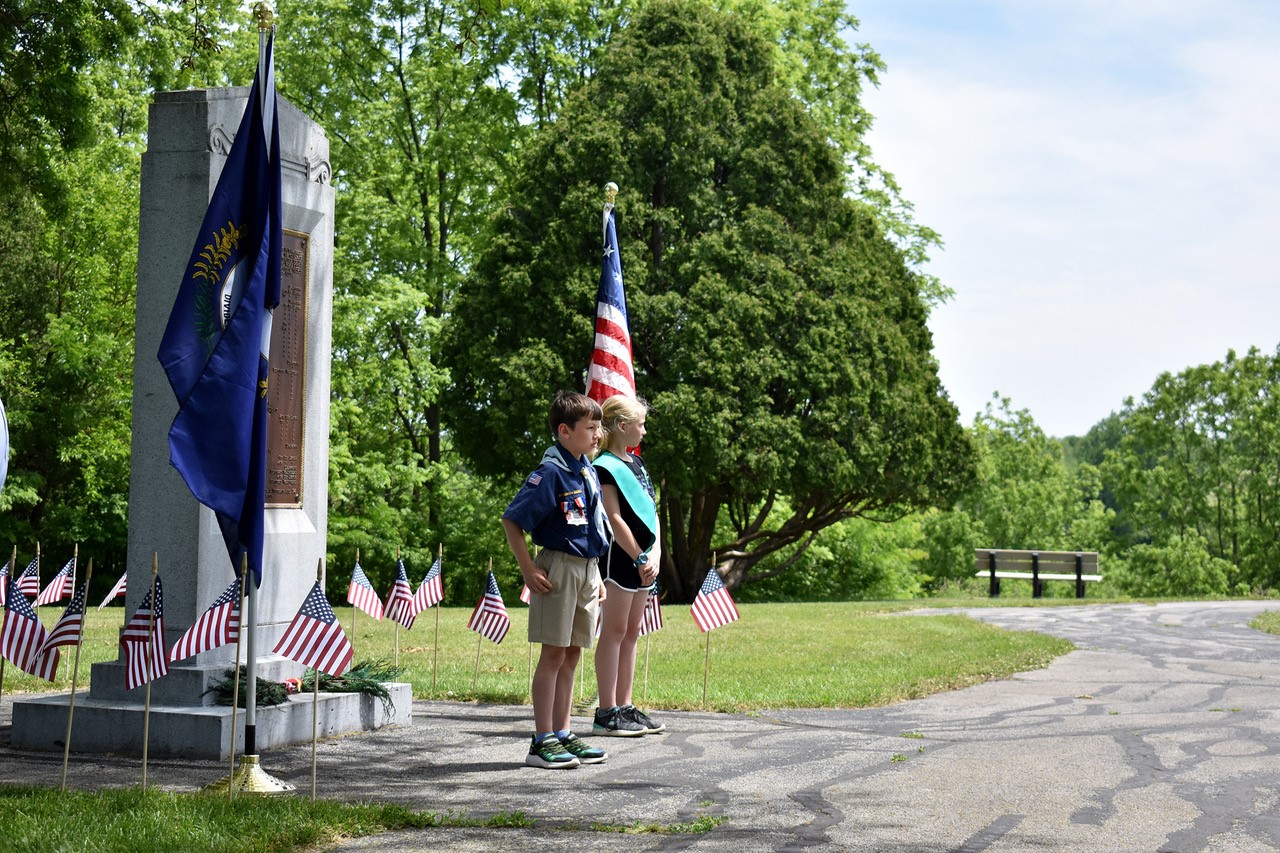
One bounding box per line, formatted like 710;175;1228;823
168;576;241;662
1;576;57;680
36;557;75;606
638;585;664;637
690;568;739;633
585;199;636;402
273;581;353;677
39;579;90;656
384;557;419;629
412;556;444;611
467;571;510;645
347;560;383;620
98;571;127;609
121;577;168;690
519;584;531;604
16;556;39;597
0;558;8;609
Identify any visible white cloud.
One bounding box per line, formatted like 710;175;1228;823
854;0;1280;435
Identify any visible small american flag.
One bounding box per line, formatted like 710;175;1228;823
690;569;739;633
121;577;168;690
467;571;510;645
16;556;39;597
585;199;636;402
0;557;9;609
384;557;419;629
39;579;90;656
168;576;241;663
638;584;664;637
346;560;384;621
97;571;127;610
412;556;444;611
519;584;531;604
1;575;57;680
36;557;75;606
273;582;353;677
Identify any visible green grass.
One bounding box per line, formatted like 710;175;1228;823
1250;610;1280;635
4;600;1074;710
0;785;530;853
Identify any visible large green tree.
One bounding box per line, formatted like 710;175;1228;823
442;0;974;599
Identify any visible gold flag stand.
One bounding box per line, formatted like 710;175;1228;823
204;754;295;796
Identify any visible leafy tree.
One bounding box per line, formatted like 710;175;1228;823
918;397;1112;591
0;0;135;211
442;0;974;600
1101;347;1280;592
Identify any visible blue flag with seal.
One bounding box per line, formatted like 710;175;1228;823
158;35;281;586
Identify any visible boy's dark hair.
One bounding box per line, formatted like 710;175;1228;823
548;390;602;437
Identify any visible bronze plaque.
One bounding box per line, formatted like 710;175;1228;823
266;230;308;507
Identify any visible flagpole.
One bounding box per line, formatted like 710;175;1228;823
394;546;401;669
642;633;651;704
431;543;441;692
351;548;360;646
472;558;489;692
311;557;323;802
0;546;14;710
702;551;716;708
60;558;93;791
228;553;248;800
141;552;159;791
63;542;78;682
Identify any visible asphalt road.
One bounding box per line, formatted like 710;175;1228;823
5;601;1280;852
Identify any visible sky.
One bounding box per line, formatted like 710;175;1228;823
850;0;1280;437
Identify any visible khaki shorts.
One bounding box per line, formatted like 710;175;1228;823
528;550;601;648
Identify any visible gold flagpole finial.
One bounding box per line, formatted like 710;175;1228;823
254;1;276;31
604;182;618;206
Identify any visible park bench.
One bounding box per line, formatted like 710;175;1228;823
974;549;1101;599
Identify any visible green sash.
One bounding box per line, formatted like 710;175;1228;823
594;451;658;552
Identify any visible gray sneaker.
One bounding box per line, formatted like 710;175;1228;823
526;735;581;769
592;706;645;737
623;704;665;734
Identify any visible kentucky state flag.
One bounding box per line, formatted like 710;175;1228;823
157;36;281;586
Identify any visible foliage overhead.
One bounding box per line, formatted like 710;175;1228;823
442;0;974;600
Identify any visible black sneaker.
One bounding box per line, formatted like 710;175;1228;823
622;704;665;734
559;732;607;764
592;706;645;737
526;735;580;769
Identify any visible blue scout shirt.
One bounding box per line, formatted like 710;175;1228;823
503;443;610;559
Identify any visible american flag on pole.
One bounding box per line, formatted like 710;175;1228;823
412;556;443;611
1;575;57;680
690;569;739;633
121;577;168;690
346;560;383;621
0;558;8;609
584;192;636;402
168;576;241;662
273;582;353;677
467;571;510;645
39;579;90;656
16;556;39;597
384;557;419;629
98;571;127;610
36;557;75;606
638;584;664;637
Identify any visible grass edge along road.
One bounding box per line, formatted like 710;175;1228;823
0;600;1077;850
4;600;1073;710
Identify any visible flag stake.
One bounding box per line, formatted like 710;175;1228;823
431;543;442;691
311;557;323;802
60;558;93;791
394;546;401;669
0;547;15;715
351;548;360;646
642;633;651;704
229;553;249;800
141;553;159;790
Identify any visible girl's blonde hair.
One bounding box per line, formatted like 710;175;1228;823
599;394;648;454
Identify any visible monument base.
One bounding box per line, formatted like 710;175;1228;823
9;683;412;761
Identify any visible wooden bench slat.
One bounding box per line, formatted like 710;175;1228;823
974;571;1103;582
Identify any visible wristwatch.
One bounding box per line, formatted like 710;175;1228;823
633;553;650;569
